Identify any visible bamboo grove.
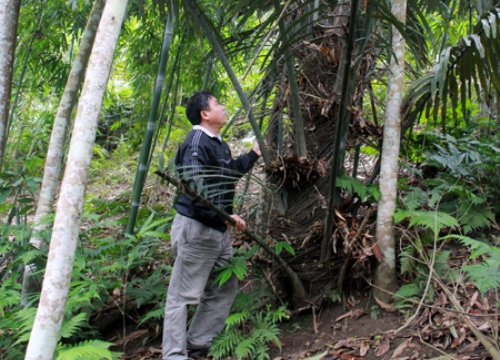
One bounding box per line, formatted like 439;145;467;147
2;0;500;358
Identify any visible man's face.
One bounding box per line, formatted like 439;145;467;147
205;96;226;128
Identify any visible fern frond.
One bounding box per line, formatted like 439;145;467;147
443;235;500;259
395;282;422;299
408;210;459;233
337;175;368;200
56;339;122;360
60;312;88;339
211;328;242;359
226;311;250;327
399;246;415;275
461;260;500;295
458;204;494;234
139;307;164;326
0;290;21;315
234;337;257;360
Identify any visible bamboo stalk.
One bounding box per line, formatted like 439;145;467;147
126;0;178;235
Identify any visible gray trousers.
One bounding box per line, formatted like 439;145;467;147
162;214;238;360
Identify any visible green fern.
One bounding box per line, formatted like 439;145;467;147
396;282;422;299
408;210;459;233
211;328;242;359
445;235;500;295
337;174;371;200
139;307;165;326
458;203;494;234
211;294;288;360
399;245;415;275
234;337;257;360
55;339;122;360
460;261;500;295
60;313;88;339
214;256;248;286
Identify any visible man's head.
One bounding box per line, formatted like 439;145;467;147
186;91;226;134
186;91;213;126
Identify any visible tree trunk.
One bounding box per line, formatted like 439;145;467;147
21;0;105;305
24;0;128;357
373;0;406;303
0;0;21;169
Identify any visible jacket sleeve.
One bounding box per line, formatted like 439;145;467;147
225;148;260;178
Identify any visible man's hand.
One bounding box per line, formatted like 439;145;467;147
228;214;246;232
253;140;262;157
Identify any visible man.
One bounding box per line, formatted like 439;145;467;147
162;91;261;359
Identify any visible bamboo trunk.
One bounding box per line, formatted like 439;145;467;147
21;0;106;305
25;0;128;357
0;0;21;169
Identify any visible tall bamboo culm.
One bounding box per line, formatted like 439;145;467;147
21;0;106;305
126;0;178;235
25;0;128;357
0;0;21;169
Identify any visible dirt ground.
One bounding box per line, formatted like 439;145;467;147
118;293;493;360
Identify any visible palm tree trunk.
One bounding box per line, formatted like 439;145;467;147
373;0;407;303
24;0;128;357
273;0;307;157
125;0;177;235
0;0;21;170
21;0;106;306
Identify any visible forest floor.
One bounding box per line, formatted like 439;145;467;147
115;291;493;360
87;143;496;360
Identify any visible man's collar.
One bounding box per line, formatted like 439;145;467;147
193;125;222;141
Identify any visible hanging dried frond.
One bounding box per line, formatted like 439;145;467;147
403;8;500;127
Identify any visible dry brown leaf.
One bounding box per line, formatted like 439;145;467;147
374;297;393;311
391;338;410;358
375;340;390;357
469;291;479;310
341;353;363;360
333;339;361;350
360;343;370;356
371;242;383;261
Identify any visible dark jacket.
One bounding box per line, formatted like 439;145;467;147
174;128;259;231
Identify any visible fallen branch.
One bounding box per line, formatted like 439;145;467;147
154;170;307;302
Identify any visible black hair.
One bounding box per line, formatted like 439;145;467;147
186;91;214;125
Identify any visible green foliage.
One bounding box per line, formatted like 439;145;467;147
214;256;248;286
55;339;122;360
211;297;289;360
0;196;172;358
444;235;500;295
337;174;380;201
